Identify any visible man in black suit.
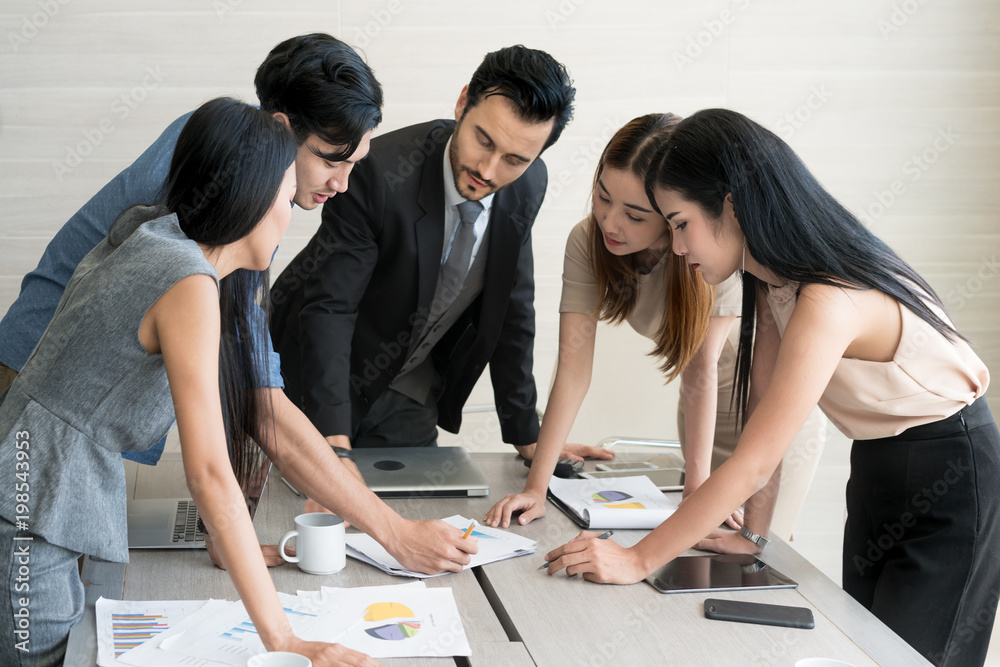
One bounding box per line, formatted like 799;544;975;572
271;45;606;471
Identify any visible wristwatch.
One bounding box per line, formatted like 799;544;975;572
739;525;770;550
331;445;354;461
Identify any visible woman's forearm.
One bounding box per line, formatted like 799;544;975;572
186;463;296;650
680;316;735;491
522;312;597;496
523;369;591;496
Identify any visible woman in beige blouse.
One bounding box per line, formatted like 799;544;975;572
486;114;752;530
544;109;998;666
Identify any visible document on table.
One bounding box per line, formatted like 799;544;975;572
345;514;537;578
311;582;470;658
95;598;214;666
158;592;333;665
104;582;470;663
548;475;678;529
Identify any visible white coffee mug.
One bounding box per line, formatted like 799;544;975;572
278;512;346;575
247;652;313;667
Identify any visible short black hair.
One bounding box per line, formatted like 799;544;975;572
255;33;383;161
464;45;576;152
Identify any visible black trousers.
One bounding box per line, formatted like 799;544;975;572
844;397;1000;666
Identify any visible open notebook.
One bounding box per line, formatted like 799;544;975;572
547;475;678;530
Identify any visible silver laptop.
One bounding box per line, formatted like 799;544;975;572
127;451;271;549
352;446;489;498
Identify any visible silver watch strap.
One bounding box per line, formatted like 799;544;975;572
739;525;770;549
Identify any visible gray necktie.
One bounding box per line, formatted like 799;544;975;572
438;200;484;303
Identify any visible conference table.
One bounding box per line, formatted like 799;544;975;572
65;451;930;666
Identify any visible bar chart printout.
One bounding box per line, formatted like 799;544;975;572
95;598;210;665
112;612;168;654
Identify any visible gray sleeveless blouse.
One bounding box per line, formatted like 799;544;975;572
0;206;217;562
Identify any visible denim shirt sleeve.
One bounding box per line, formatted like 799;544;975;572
0;113;193;372
1;110;284;465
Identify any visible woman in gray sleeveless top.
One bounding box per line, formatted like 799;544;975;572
0;98;381;666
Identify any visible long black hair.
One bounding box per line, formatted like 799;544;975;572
647;108;962;425
166;96;296;493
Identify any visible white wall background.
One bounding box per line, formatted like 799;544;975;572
1;0;997;444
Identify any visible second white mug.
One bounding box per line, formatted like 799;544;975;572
278;512;346;575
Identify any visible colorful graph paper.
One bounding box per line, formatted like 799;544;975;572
110;613;170;656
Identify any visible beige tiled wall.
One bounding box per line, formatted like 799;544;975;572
1;0;997;448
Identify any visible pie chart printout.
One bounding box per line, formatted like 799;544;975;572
592;490;633;503
606;502;646;509
363;602;421;641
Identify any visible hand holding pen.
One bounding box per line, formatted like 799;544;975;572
539;530;613;570
542;529;652;584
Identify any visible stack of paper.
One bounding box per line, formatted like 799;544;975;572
548;475;679;529
96;581;470;666
345;514;537;578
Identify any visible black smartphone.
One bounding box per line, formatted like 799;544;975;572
704;598;815;629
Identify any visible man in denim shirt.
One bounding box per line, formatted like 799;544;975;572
0;33;379;464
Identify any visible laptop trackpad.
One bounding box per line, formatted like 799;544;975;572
129;512;170;530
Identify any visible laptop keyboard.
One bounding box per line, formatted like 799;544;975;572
172;500;205;543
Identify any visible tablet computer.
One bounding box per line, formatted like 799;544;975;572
645;553;797;594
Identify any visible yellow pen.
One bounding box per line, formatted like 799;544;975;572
462;521;476;539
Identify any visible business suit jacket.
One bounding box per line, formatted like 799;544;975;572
270;119;544;446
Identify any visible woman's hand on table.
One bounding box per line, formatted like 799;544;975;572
542;531;649;584
484;491;547;528
385;519;478;574
694;528;762;555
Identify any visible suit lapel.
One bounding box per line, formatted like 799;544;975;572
412;123;453;345
481;183;530;309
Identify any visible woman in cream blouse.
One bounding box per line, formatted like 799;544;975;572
544;109;998;667
486;114;825;536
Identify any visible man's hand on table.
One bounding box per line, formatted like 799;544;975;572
383;519;479;575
